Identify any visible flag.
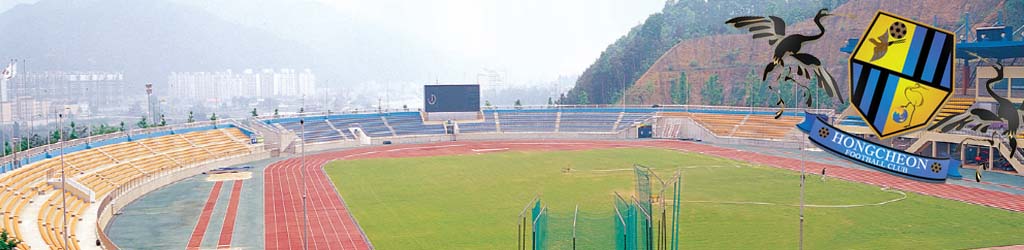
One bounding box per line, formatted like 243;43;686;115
1;62;12;80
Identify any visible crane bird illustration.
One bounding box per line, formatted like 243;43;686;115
896;83;925;128
726;8;845;118
869;22;908;61
929;61;1022;159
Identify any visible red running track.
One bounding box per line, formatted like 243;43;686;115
263;140;1024;249
187;181;224;250
218;180;244;249
265;157;370;249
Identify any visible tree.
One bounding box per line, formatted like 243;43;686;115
671;71;689;104
187;111;195;123
160;114;167;127
274;108;279;116
119;121;126;132
209;113;218;122
91;124;120;135
745;70;770;107
609;91;623;105
514;99;523;109
577;90;590;105
49;130;60;144
484;100;492;107
22;136;33;151
136;117;149;129
0;229;23;250
251;108;258;117
299;107;304;113
805;77;838;110
729;76;747;106
547;97;554;106
68;121;78;140
701;74;723;105
778;78;796;108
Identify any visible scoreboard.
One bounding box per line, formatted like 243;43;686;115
424;84;480;113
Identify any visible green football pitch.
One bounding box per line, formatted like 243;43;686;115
324;148;1024;249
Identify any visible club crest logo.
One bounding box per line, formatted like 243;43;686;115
850;11;955;139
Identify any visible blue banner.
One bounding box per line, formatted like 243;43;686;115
802;113;959;181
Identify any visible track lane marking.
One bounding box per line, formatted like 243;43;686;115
187;181;224;250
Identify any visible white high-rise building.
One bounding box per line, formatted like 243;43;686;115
168;68;316;104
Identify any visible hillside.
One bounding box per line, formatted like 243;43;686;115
561;0;850;105
624;0;1007;107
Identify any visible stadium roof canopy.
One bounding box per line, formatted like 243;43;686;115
840;38;1024;59
955;40;1024;59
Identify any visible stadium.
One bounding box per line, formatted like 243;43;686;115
4;84;1024;249
3;1;1024;250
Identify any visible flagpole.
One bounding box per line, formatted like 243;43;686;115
1;59;7;161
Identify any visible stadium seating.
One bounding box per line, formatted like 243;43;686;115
39;191;85;250
0;127;253;250
558;112;620;132
328;115;392;138
730;115;803;139
688;113;744;136
386;113;446;136
281;120;344;143
456;111;498;134
933;97;974;123
266;109;662;139
657;112;800;139
617;112;654;130
497;111;557;132
0;158;58;244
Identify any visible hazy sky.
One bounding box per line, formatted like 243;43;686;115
317;0;665;81
0;0;666;83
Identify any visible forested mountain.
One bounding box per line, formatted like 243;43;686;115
564;0;1017;109
625;0;1009;109
561;0;847;105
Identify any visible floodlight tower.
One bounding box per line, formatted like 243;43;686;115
58;106;68;249
301;96;308;250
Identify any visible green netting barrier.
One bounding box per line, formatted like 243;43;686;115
534;205;549;250
671;173;681;250
614;193;637;250
574;211;615;249
518;167;682;250
634;165;654;250
518;197;539;250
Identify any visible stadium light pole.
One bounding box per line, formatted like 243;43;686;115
58;107;69;249
301;114;308;250
799;133;806;250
